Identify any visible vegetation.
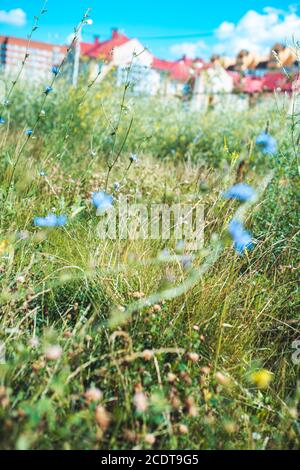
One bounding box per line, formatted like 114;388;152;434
0;70;299;450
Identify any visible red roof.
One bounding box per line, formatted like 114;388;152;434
242;75;264;93
81;30;130;60
262;72;292;91
152;55;204;81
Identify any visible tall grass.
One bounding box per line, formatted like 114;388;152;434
0;29;299;449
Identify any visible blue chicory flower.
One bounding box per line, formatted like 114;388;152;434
45;86;53;95
129;153;138;163
25;129;33;136
223;183;256;202
0;117;5;124
34;213;67;227
52;66;59;75
228;219;253;254
255;132;277;155
92;191;113;214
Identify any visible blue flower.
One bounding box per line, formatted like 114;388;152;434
34;213;67;227
113;182;120;191
228;219;253;254
0;117;5;124
223;183;256;202
129;153;138;163
256;132;277;155
45;86;53;95
92;191;113;214
52;66;59;75
25;129;33;136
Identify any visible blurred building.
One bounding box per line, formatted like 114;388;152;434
0;35;67;79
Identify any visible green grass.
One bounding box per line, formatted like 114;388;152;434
0;79;299;450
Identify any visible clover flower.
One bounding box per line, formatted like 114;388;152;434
223;183;256;202
228;219;253;254
34;213;67;227
52;66;59;75
0;117;5;125
255;132;277;155
129;153;138;163
92;191;113;214
45;86;53;95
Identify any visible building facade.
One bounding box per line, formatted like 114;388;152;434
0;35;67;80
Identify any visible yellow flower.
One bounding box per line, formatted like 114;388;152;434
250;369;273;389
0;240;9;256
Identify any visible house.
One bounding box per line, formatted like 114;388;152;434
0;35;67;80
80;31;206;96
80;29;154;89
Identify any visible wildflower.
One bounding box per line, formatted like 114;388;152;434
223;183;256;202
52;66;59;75
145;434;156;445
187;352;199;363
0;239;9;255
85;387;103;403
178;424;188;434
45;344;62;361
256;132;277;155
34;213;67;227
95;405;111;430
250;369;273;389
167;372;177;383
181;254;192;270
29;337;39;348
45;86;53;95
0;117;5;124
40;109;46;117
25;129;33;136
2;99;9;107
215;371;231;386
228;219;253;254
142;349;154;361
129;153;138;163
92;191;113;214
39;171;46;177
153;304;161;312
185;396;198;417
113;182;120;191
133;391;148;413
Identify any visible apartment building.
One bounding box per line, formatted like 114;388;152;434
0;35;67;80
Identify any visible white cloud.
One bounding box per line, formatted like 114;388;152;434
0;8;26;26
169;5;300;60
170;40;207;59
214;6;300;56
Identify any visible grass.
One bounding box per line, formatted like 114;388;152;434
0;74;299;450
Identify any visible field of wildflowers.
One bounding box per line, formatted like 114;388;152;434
0;28;299;450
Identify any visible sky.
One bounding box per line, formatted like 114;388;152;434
0;1;298;59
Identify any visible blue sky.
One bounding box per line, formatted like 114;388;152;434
0;1;296;59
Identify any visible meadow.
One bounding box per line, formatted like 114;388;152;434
0;71;299;450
